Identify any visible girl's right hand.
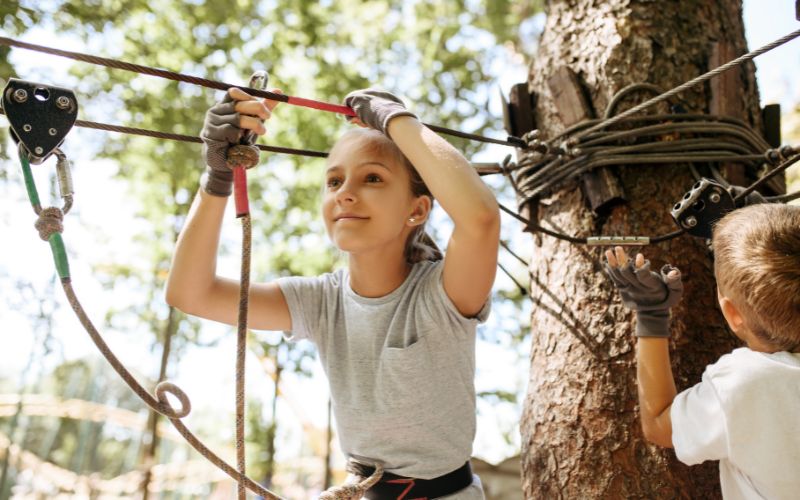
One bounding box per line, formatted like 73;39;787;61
199;87;280;196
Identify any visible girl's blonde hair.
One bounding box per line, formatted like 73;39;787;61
332;129;442;264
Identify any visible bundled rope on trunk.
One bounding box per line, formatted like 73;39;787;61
510;83;793;207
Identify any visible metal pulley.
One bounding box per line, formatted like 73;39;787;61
2;78;78;164
670;178;736;239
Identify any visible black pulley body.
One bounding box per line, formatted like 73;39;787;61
2;78;78;164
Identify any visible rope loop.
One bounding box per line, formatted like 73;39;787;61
34;207;64;241
318;460;384;500
155;381;192;419
604;82;670;119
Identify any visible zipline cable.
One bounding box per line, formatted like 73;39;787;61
0;107;329;158
498;203;686;245
5;26;797;246
0;36;525;148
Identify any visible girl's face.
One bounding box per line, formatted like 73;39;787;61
322;132;422;256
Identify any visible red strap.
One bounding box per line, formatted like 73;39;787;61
286;95;356;117
232;167;249;217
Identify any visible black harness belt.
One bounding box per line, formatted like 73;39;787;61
361;461;473;500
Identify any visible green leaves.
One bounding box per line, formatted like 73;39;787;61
0;1;541;488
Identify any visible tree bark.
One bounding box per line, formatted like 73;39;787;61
520;1;763;498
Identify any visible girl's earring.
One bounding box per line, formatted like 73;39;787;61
408;217;416;223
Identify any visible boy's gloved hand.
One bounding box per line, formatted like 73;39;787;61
343;89;417;136
603;247;684;337
200;88;273;196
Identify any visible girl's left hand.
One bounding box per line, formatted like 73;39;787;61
343;88;417;135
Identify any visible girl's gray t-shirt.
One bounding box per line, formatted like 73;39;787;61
277;260;489;480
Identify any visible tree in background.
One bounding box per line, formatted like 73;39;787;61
520;0;773;497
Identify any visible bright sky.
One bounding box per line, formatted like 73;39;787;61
1;0;799;471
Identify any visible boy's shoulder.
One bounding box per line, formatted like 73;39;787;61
702;347;800;399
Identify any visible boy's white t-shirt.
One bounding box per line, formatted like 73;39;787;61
277;260;489;498
671;347;800;499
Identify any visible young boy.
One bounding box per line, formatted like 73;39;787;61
604;203;800;499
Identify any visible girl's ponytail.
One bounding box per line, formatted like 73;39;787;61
405;225;443;264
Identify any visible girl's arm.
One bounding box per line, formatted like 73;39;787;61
388;117;500;317
165;88;291;331
165;188;291;331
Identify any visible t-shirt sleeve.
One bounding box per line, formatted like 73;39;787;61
670;368;729;465
275;274;328;343
420;261;491;327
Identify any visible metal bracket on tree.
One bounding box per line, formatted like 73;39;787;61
670;178;736;239
2;78;78;164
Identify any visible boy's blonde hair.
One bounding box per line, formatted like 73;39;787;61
713;203;800;351
330;129;442;264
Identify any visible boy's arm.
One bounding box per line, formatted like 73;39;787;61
637;337;676;447
344;89;499;317
604;247;683;447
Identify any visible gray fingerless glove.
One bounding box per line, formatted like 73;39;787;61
199;93;258;197
343;88;417;136
604;260;684;337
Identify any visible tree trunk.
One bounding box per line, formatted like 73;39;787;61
520;0;763;498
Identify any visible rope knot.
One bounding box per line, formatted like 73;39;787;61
35;207;64;241
226;144;260;170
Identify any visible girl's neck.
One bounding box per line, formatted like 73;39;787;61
347;249;412;298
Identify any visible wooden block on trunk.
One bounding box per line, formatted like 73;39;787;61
508;83;535;137
547;66;625;213
762;104;781;149
710;41;747;187
761;104;786;195
519;199;540;238
547;67;592;127
581;167;625;212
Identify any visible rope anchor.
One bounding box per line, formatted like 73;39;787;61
12;82;285;499
2;78;78;164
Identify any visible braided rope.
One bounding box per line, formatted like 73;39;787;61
236;214;252;500
17;150;284;499
61;281;281;498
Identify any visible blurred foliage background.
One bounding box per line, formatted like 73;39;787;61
0;1;542;497
1;0;797;498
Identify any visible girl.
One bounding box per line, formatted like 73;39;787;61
166;87;500;499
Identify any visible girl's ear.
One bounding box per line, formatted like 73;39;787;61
407;195;432;225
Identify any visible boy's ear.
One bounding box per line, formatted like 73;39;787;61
719;295;746;332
